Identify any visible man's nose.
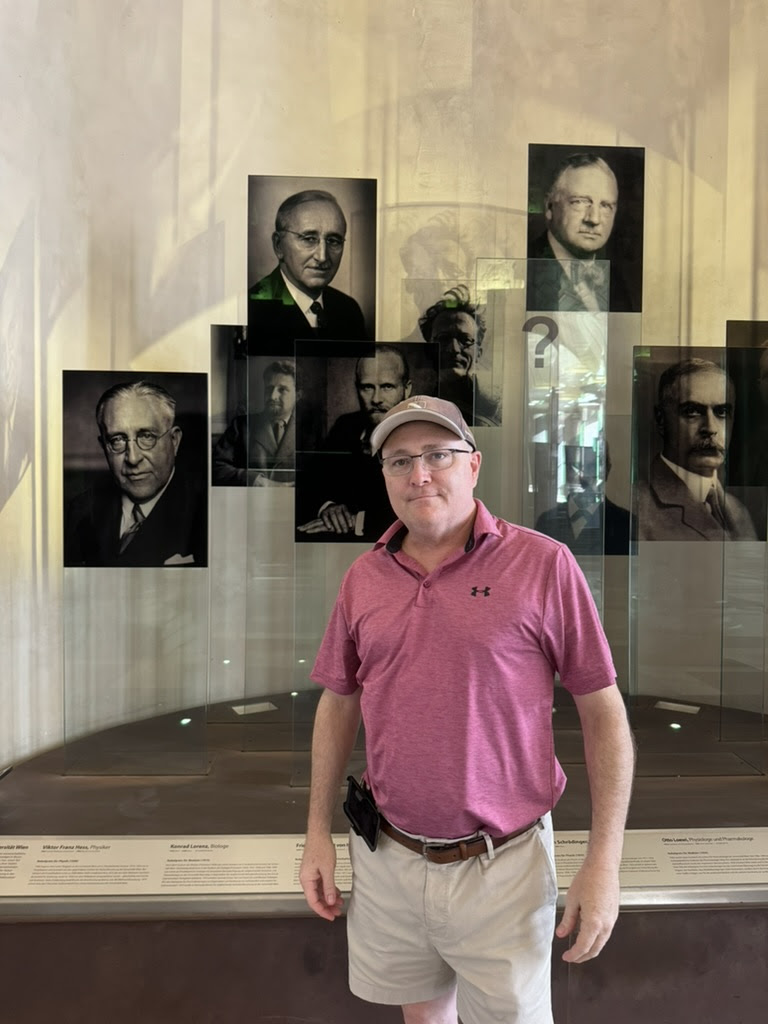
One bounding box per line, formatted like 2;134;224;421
701;410;720;435
123;438;144;464
408;455;432;483
582;203;599;224
313;238;329;263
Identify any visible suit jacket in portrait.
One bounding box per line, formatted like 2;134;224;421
296;411;395;543
634;456;757;542
535;496;631;555
526;232;634;313
247;267;369;353
64;470;208;567
212;409;296;486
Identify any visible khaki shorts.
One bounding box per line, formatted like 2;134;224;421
347;815;556;1024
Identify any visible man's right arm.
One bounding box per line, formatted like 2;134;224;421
299;687;362;921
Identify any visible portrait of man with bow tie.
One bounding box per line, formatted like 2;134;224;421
247;176;376;354
526;145;644;314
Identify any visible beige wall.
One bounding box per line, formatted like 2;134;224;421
2;0;768;764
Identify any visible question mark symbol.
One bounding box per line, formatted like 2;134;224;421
523;316;559;367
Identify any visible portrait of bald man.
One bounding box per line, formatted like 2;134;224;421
247;176;376;354
526;145;644;314
295;342;438;543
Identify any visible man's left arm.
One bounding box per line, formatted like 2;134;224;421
557;684;635;963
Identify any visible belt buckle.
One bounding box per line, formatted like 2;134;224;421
423;839;467;861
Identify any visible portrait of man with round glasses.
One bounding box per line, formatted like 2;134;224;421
63;372;208;567
247;176;376;353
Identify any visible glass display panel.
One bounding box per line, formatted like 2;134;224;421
629;346;766;775
62;570;209;775
61;370;210;775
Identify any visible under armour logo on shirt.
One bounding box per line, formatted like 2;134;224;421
471;586;491;597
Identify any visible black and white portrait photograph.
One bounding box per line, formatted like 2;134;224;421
526;144;645;314
632;346;765;542
63;371;209;567
294;340;438;543
417;285;502;427
247;175;376;354
211;322;312;487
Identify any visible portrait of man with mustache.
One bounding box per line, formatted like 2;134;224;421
634;358;757;541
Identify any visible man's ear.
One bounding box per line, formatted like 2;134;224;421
171;425;183;455
404;380;413;399
272;231;283;261
543;196;553;225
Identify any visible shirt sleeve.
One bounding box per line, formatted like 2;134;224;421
310;579;362;695
539;545;617;694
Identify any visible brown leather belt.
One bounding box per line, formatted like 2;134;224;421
379;818;540;864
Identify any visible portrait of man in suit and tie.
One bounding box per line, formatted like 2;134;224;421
212;358;300;487
247;176;376;353
63;373;208;567
634;356;757;542
526;145;644;314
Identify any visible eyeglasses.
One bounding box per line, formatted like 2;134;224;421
103;426;174;454
379;448;473;477
280;229;346;253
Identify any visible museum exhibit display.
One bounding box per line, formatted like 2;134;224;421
1;3;767;1022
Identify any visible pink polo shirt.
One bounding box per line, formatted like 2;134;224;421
311;500;616;838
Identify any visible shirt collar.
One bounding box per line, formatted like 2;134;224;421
547;230;596;279
120;467;175;525
375;499;502;554
660;454;719;502
279;269;322;315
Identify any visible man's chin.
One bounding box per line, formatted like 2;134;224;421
300;273;333;293
688;456;724;474
121;480;163;503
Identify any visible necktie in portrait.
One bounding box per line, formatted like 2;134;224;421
119;502;146;554
705;487;726;529
310;300;327;330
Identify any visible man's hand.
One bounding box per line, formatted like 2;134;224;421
297;503;356;534
299;832;344;921
556;859;620;962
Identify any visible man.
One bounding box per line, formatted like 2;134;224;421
299;395;635;1023
297;345;411;540
419;286;501;426
248;190;369;350
635;358;757;541
64;380;207;567
527;153;619;313
212;359;299;487
535;444;631;556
